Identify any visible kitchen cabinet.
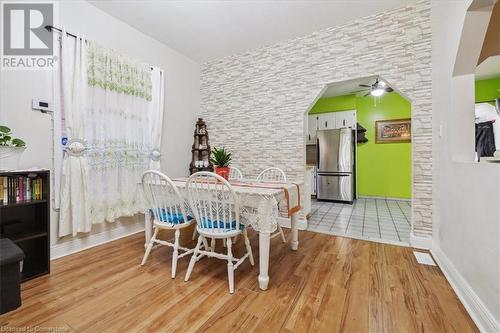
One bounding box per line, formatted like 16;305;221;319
307;166;317;195
304;167;315;218
317;113;336;130
307;115;318;144
335;110;356;128
306;111;356;144
303;169;313;216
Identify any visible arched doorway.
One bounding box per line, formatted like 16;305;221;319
303;76;413;246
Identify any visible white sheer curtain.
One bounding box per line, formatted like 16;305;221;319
59;38;162;236
148;68;164;170
86;41;154;225
59;30;91;236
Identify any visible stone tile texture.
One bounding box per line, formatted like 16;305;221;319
200;0;432;237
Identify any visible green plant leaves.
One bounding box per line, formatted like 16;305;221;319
0;126;11;134
210;147;232;167
11;138;26;147
0;125;25;147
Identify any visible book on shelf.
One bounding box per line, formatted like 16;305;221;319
1;175;44;204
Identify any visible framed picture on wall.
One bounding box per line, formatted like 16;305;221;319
375;118;411;143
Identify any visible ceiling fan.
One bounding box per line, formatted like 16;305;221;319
359;78;394;96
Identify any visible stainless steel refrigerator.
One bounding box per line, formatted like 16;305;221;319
316;128;355;202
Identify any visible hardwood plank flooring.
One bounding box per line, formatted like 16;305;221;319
0;228;478;332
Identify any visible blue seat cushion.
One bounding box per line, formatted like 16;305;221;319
150;209;192;224
200;218;244;231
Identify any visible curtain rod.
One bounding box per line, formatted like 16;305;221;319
45;25;155;71
45;25;80;39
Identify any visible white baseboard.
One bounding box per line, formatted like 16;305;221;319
51;223;145;260
409;232;432;249
431;246;500;333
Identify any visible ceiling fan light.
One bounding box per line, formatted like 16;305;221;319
370;88;384;97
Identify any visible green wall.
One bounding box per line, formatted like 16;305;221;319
309;93;412;199
310;94;356;114
475;77;500;103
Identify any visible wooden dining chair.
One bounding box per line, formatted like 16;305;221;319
257;167;287;243
141;170;204;278
229;166;243;181
184;171;254;294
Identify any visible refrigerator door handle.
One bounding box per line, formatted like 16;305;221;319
316;139;320;168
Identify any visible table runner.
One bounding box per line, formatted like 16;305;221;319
228;181;301;217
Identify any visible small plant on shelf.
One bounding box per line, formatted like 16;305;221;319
0;125;25;147
211;147;232;180
0;125;26;159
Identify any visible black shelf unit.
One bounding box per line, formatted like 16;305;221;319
0;170;50;282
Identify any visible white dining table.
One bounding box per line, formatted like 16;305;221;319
143;178;302;291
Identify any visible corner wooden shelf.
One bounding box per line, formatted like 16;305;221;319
189;118;214;174
0;170;50;282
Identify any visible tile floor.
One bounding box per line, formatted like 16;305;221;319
307;198;411;245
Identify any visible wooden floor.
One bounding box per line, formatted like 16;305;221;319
1;227;477;333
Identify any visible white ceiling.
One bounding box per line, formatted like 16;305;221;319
88;0;416;63
476;55;500;80
321;76;378;98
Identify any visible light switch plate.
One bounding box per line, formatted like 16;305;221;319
32;98;52;112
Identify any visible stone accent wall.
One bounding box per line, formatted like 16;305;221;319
200;0;432;237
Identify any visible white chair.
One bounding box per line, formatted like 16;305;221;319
228;167;244;244
257;167;288;243
257;167;287;183
141;170;206;278
229;166;243;181
184;171;254;294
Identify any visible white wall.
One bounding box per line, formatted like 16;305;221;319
431;0;500;331
0;0;200;257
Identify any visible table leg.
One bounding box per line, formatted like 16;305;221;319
144;211;152;248
258;231;271;290
290;212;299;251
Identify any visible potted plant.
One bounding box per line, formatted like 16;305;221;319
0;125;26;159
210;147;232;180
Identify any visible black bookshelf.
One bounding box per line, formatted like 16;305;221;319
0;170;50;282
